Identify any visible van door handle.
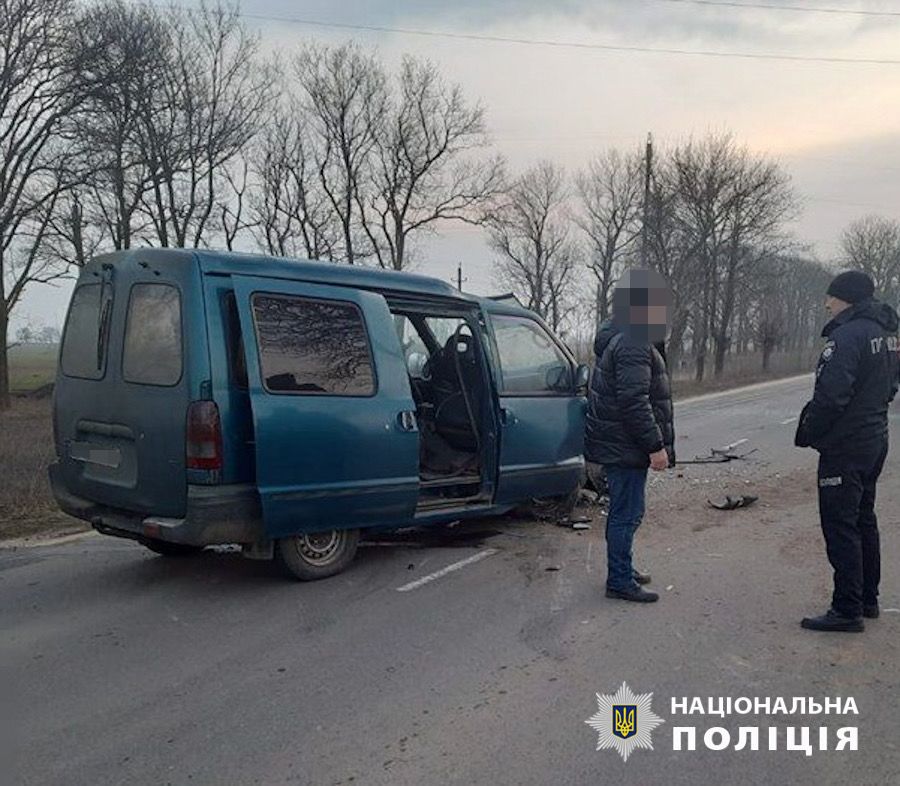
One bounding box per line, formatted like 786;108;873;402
397;410;418;432
500;407;516;426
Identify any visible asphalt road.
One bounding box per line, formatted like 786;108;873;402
3;375;899;786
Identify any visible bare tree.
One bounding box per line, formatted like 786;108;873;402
65;0;168;253
670;134;795;379
644;157;702;369
713;150;795;375
295;42;386;264
0;0;87;409
840;214;900;303
249;104;339;260
360;56;504;271
140;2;271;249
575;149;643;322
488;162;579;330
219;156;255;251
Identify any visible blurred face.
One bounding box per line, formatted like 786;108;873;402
612;268;673;343
825;295;850;318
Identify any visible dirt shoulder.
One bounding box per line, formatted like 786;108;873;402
0;398;88;541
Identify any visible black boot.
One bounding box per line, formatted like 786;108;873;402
801;609;864;633
606;585;659;603
633;569;651;585
863;604;879;619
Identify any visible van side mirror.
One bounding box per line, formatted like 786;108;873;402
574;364;590;393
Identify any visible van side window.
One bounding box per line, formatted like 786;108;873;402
122;284;183;386
223;292;248;389
492;315;572;395
61;284;104;379
252;293;375;396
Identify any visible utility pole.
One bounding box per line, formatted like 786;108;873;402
455;263;468;291
640;132;653;268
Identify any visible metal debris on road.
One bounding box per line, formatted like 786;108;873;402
676;445;758;465
707;495;759;511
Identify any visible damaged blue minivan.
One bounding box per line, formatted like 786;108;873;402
50;249;588;579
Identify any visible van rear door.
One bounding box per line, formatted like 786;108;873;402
231;276;419;538
53;255;194;519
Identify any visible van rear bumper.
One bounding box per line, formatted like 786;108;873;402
49;463;263;546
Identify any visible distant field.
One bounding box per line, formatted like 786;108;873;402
8;343;58;392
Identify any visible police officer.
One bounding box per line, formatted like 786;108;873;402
795;270;899;632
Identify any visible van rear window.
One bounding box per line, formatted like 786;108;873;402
61;284;104;379
122;284;183;386
251;293;375;396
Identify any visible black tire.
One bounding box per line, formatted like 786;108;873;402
140;538;205;557
276;528;360;581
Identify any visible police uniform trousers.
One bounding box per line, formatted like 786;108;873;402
817;439;888;618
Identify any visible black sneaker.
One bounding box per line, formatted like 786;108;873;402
801;609;864;633
633;569;652;585
606;585;659;603
863;604;879;619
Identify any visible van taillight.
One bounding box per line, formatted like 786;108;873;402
186;401;223;470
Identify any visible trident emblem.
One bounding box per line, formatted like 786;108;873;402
613;705;637;739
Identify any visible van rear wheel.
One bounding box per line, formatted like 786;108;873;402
140;538;205;557
276;528;360;581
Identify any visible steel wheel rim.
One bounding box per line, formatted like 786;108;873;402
297;531;342;565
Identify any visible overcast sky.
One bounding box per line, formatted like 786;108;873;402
16;0;900;330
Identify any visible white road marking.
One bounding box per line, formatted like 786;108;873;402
719;438;749;452
780;417;798;425
586;541;594;574
396;548;498;592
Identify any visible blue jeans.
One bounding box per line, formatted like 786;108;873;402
604;466;648;591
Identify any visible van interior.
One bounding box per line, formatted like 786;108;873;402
387;304;492;510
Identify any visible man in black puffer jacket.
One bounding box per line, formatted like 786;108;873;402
795;270;900;633
584;269;675;603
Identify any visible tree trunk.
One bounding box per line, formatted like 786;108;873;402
0;296;10;412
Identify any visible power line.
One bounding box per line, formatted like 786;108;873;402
652;0;900;18
229;13;900;66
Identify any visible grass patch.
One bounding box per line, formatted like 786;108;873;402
8;343;59;392
0;398;83;540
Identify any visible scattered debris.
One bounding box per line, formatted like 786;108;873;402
545;566;561;572
714;438;748;454
572;522;591;531
666;585;674;591
707;495;759;511
677;447;758;465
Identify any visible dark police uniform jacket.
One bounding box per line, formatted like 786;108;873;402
584;320;675;469
795;299;900;455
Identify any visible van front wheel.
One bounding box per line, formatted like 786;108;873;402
276;528;360;581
